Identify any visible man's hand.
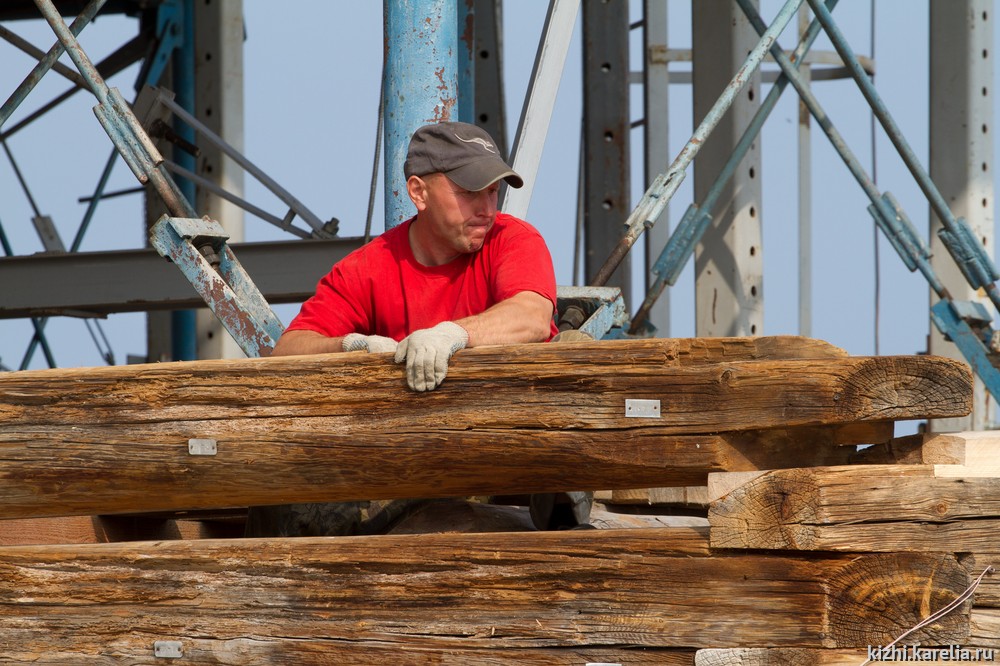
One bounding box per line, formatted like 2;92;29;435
342;333;399;354
394;321;469;392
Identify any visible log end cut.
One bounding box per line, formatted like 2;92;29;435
826;553;970;648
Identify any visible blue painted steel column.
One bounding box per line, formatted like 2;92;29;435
384;0;459;229
457;0;475;124
171;0;197;361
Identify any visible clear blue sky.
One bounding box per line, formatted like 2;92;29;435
0;1;997;377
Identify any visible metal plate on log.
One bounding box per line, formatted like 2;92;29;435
625;399;660;418
188;438;217;455
153;641;183;658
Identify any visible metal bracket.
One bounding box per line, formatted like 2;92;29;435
867;191;929;273
150;215;285;357
556;286;628;340
153;640;183;659
938;216;1000;291
930;299;1000;401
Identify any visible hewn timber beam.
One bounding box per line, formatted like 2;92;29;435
0;338;971;519
0;528;970;657
709;465;1000;552
0;339;968;518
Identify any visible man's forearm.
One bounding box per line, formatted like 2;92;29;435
269;330;346;356
455;291;553;347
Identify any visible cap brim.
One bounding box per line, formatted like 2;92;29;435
445;157;524;191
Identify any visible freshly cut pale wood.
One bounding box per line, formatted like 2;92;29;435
0;515;244;546
708;472;768;503
609;485;711;507
709;465;1000;551
925;431;1000;468
0;340;963;519
851;433;962;465
853;430;1000;466
0;528;969;656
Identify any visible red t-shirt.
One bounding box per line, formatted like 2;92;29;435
286;212;559;341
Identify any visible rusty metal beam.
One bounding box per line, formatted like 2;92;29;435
0;238;363;319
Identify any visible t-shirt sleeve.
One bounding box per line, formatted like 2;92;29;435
491;219;558;311
285;259;372;338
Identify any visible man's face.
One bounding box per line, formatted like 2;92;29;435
412;173;500;258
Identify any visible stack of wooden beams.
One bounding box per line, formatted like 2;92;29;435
702;431;1000;664
0;336;981;663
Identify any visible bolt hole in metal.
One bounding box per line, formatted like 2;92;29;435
751;324;757;334
749;206;756;218
749;166;755;179
602;199;613;211
750;245;756;256
751;285;757;297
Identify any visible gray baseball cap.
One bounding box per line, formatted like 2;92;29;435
404;121;524;191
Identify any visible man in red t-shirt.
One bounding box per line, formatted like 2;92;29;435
250;122;584;538
271;121;558;392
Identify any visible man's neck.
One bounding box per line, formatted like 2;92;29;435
408;216;460;267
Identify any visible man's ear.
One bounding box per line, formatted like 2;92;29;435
406;175;429;211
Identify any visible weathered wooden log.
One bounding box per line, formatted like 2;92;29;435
0;338;969;432
695;645;999;665
959;552;1000;608
709;465;1000;552
0;528;970;658
971;608;1000;648
695;648;862;665
0;339;968;519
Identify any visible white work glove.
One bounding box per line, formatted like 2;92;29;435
394;321;469;392
342;333;399;354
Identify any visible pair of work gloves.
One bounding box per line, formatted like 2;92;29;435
343;321;468;392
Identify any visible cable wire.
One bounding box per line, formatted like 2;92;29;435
364;59;386;245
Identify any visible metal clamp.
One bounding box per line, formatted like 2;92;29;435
556;286;628;340
150;215;284;357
